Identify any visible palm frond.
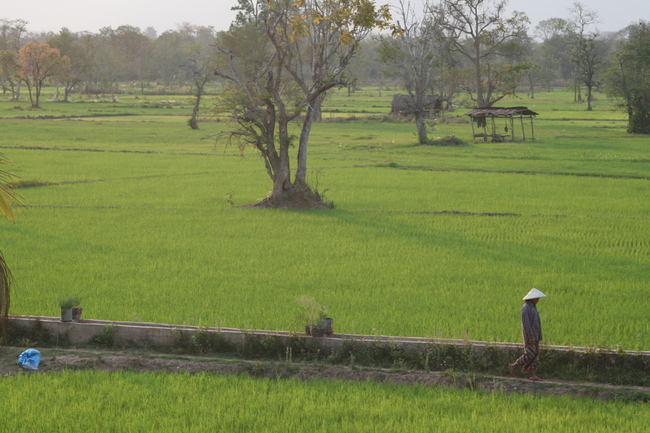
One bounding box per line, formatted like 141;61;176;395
0;251;12;345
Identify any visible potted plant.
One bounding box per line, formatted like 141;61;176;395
71;297;82;321
296;295;333;337
59;297;76;322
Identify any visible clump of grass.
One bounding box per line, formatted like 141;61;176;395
59;297;79;310
425;135;468;146
375;161;400;168
90;324;116;348
11;180;54;189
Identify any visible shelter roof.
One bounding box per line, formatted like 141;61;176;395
465;107;538;117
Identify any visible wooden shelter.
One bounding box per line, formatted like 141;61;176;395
465;107;538;142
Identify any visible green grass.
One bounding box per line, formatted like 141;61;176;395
1;87;649;350
0;371;648;432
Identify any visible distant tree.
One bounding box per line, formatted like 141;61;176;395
16;41;70;108
534;18;573;90
566;2;605;110
231;0;268;27
0;50;19;98
144;27;158;39
0;19;28;100
347;38;383;85
606;21;650;134
379;0;442;144
93;28;123;100
48;28;94;101
185;42;218;130
432;0;529;107
110;26;152;92
518;37;543;98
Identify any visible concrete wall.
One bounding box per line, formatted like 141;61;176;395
9;316;650;362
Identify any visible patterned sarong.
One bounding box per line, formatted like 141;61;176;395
514;340;539;371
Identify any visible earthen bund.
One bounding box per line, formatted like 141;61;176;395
9;316;650;364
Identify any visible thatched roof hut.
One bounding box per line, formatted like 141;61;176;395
390;94;442;117
465;107;539;142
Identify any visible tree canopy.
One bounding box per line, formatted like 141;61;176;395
607;21;650;134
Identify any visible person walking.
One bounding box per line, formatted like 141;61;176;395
509;288;546;381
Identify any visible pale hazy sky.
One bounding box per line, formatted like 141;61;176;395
2;0;648;36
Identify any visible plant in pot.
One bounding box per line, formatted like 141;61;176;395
59;297;76;322
296;295;333;337
71;297;82;321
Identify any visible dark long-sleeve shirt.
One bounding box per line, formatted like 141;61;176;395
521;301;543;342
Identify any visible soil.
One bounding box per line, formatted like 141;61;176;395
238;193;332;210
2;346;648;402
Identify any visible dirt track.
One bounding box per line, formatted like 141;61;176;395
2;346;648;402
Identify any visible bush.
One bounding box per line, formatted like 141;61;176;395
424;136;468;146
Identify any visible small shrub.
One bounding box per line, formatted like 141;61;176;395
424;136;468;146
240;333;283;359
90;325;116;348
191;329;232;354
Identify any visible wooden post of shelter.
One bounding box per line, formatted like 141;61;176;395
529;116;536;140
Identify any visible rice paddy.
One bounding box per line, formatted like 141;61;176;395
0;88;648;350
1;371;648;432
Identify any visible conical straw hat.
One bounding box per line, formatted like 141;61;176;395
523;288;547;300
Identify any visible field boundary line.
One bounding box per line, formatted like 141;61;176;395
352;209;650;220
16;204;650;219
0;144;244;157
355;165;650;181
13;171;215;188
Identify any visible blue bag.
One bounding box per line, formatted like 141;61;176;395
17;349;41;370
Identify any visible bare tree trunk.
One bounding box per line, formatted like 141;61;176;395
415;111;428;144
295;93;325;186
188;75;209;130
312;93;324;122
270;114;292;205
474;58;484;108
188;102;200;129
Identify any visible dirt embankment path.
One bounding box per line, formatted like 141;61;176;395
2;346;648;402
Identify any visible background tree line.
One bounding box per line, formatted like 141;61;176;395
1;0;648;133
0;19;218;107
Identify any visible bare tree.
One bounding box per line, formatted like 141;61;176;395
379;0;442;144
432;0;529;107
567;2;602;110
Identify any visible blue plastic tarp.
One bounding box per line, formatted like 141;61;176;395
17;349;41;370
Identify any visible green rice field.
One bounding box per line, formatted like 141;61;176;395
1;88;648;350
1;371;648;432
